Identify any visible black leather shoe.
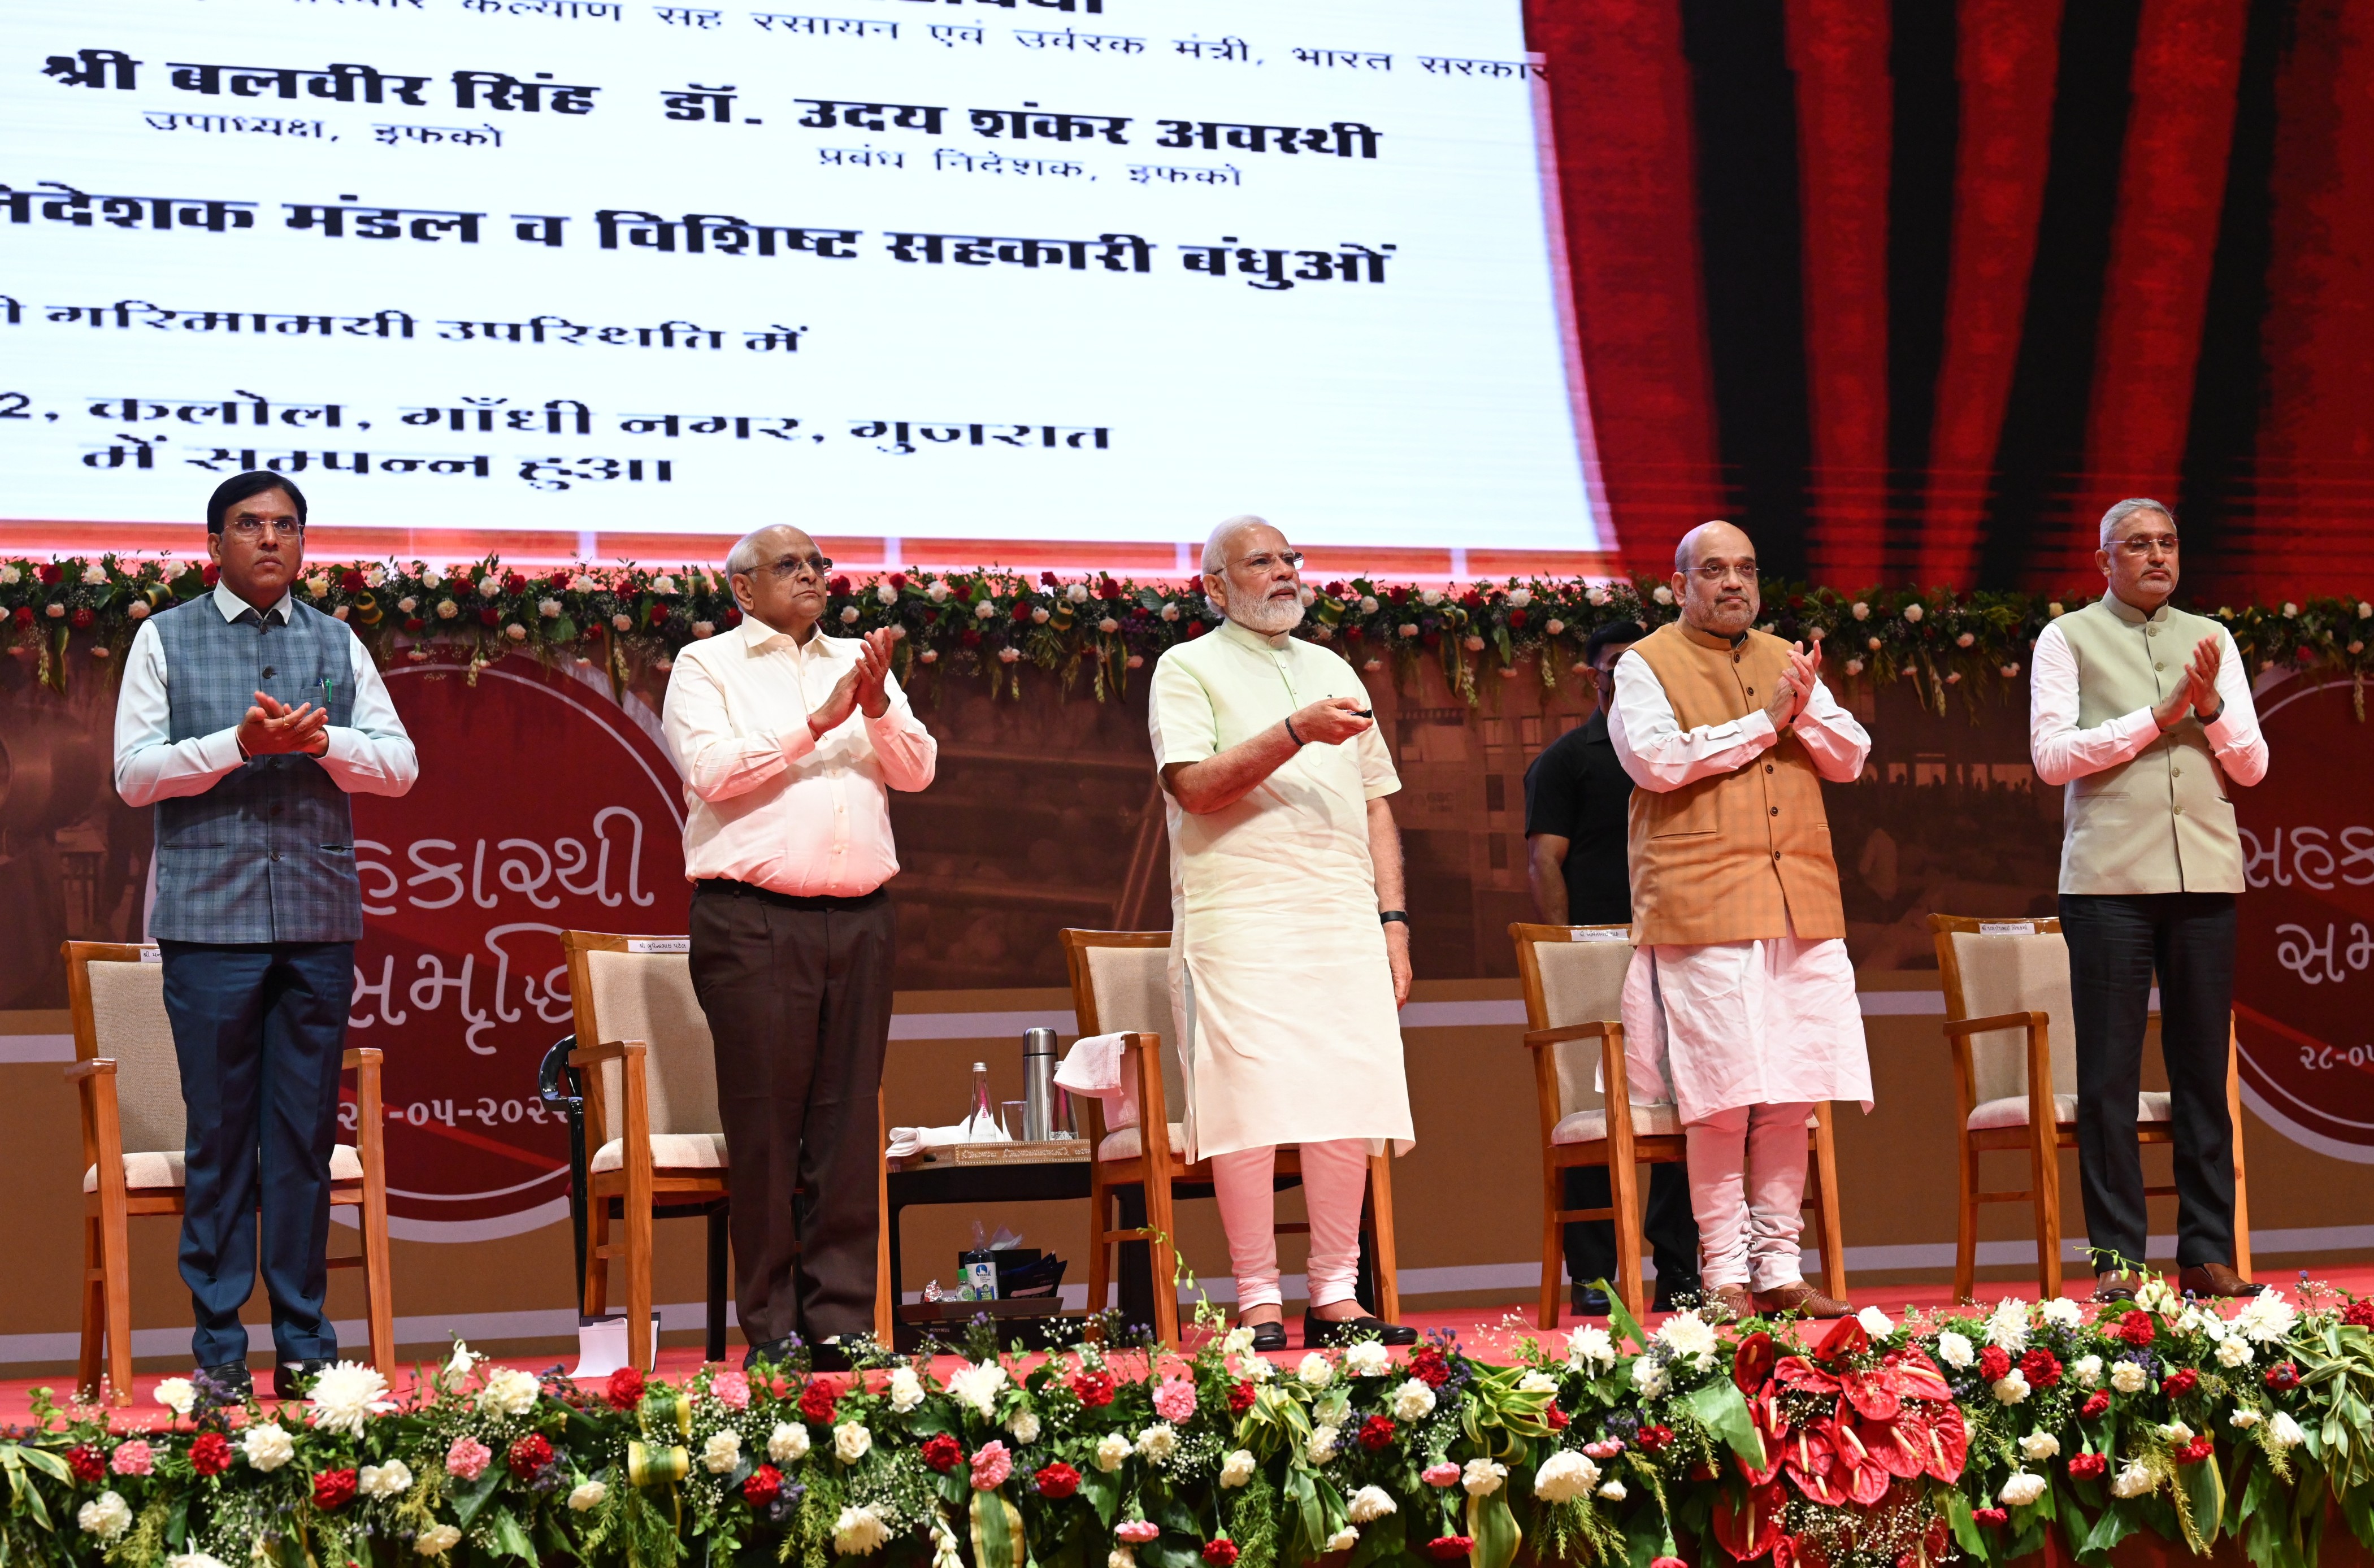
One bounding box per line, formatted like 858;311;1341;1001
1304;1312;1418;1349
1570;1284;1611;1316
1652;1276;1703;1314
1243;1321;1289;1354
808;1340;854;1374
196;1362;253;1402
743;1336;804;1371
273;1358;329;1400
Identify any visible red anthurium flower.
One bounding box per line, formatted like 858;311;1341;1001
1711;1480;1788;1561
1884;1347;1954;1402
1839;1368;1902;1423
1917;1401;1969;1483
1813;1315;1869;1366
1770;1537;1798;1568
1773;1356;1841;1396
1826;1412;1894;1506
1732;1331;1776;1395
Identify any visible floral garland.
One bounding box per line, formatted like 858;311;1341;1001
10;1282;2374;1568
5;554;2373;713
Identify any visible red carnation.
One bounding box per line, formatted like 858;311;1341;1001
2162;1367;2199;1397
201;564;220;587
2345;1300;2374;1328
2267;1362;2301;1392
2081;1391;2111;1419
1546;1405;1569;1430
1508;608;1527;627
1070;1369;1116;1408
888;572;908;590
1358;1415;1396;1451
647;602;669;626
921;1435;964;1473
341;570;367;592
1637;1424;1674;1454
1010;601;1032;623
506;1433;552;1479
503;571;527;594
743;1464;783;1507
1226;1382;1256;1415
2068;1452;2107;1480
403;617;426;632
313;1468;358;1510
1039;571;1058;587
827;575;851;596
1202;1541;1238;1567
65;1445;106;1486
1427;1537;1474;1562
1977;1346;2012;1384
605;1366;645;1410
36;563;62;586
1034;1462;1080;1500
189;1432;233;1477
799;1380;837;1424
10;605;31;627
479;606;501;627
1409;1348;1451;1389
2176;1436;2216;1466
70;607;95;629
2019;1349;2063;1391
1972;1508;2008;1529
2118;1310;2156;1346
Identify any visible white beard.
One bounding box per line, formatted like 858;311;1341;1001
1229;593;1306;636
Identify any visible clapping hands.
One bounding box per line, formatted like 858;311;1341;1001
1763;639;1824;732
238;691;329;758
2154;635;2225;731
807;628;899;739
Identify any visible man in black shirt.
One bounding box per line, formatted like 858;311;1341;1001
1522;620;1703;1314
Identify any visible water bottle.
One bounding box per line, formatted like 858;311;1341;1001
966;1061;997;1141
1022;1027;1057;1141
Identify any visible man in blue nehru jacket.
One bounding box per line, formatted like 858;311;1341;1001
113;473;417;1397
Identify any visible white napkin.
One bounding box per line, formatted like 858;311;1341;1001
1054;1031;1142;1132
886;1122;975;1161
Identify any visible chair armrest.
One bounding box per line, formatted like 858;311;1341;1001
1943;1010;2046;1038
1524;1021;1614;1050
341;1046;383;1070
568;1040;643;1068
342;1048;384;1122
63;1058;118;1084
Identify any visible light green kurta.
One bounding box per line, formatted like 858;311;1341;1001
1148;619;1415;1161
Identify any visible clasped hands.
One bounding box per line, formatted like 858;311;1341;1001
2152;636;2225;732
237;691;329;759
805;628;898;739
1761;640;1826;733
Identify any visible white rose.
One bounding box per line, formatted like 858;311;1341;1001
834;1505;888;1556
1421;589;1444;607
1343;1342;1390;1379
0;565;16;585
1306;1425;1340;1465
1531;1450;1599;1504
78;1492;132;1541
1162;602;1182;620
1935;1332;1975;1371
1461;1458;1506;1497
414;1525;463;1556
1398;623;1418;638
1568;1327;1616;1371
1991;1370;2031;1405
840;606;861;625
2360;601;2372;619
310;1360;396;1436
834;1422;872;1463
128;600;152;620
2041;1298;2084;1330
1587;587;1612;607
2268;1412;2306;1451
876;584;898;606
361;1461;415;1498
568;1481;607;1511
703;1430;743;1474
650;575;679;595
1136;1424;1178;1462
1006;1408;1041;1445
2111;1361;2149;1394
242;1423;295;1471
1956;631;1975;648
421;569;445;589
435;599;458;620
1297;1353;1334;1389
1652;585;1674;606
1545;618;1565;636
2282;602;2299;618
1094;1433;1131;1473
974;600;995;619
478;1366;539;1417
926;581;951;603
397;596;424;615
769;1422;811;1462
1984;1298;2032;1352
887;1367;926;1413
1347;1485;1398;1523
1518;1369;1560;1395
1507;588;1533;608
1903;603;1924;623
477;576;502;599
1110;1552;1135;1568
948;1360;1008;1417
1219;1450;1256;1489
1845;657;1865;675
1391;1379;1436;1422
566;572;592;592
505;622;528;642
2071;1354;2104;1387
538;598;562;618
2217;1337;2255;1369
1999;1472;2047;1508
1856;1306;1894;1337
155;1377;196;1418
2230;1409;2262;1429
2111;1461;2157;1499
306;575;330;598
1596;1480;1627;1501
1358;596;1379;614
1097;616;1120;635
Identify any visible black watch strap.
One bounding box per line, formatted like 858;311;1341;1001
1378;910;1410;926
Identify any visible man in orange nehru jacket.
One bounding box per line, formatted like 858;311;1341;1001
1607;520;1873;1319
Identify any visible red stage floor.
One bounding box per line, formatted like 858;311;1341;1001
14;1266;2367;1431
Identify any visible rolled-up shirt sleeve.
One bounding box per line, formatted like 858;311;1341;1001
662;655;819;803
112;619;243;807
314;635;418;797
1607;649;1777;792
862;670;937;792
2028;621;2163;787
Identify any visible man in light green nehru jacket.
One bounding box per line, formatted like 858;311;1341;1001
2029;498;2269;1302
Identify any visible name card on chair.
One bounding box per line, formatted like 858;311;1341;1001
1977;922;2037;937
1568;928;1630;942
138;945;162;962
625;937;691;954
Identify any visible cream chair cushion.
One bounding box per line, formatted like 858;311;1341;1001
589;1132;728;1173
1096;1123;1186;1162
85;959;188;1157
1968;1092;2172;1132
1550;1105;1684;1144
86;1144;363;1193
1079;942;1187;1115
1525;932;1635;1118
1945;928;2080;1106
578;946;723;1140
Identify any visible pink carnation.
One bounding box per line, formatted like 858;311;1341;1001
1116;1521;1161;1544
109;1441;154;1477
446;1436;493;1481
1422;1462;1461;1488
970;1440;1013;1491
711;1370;750;1411
1152;1376;1197;1423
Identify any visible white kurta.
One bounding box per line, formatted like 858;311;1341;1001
1606;652;1875;1124
1149;619;1415;1162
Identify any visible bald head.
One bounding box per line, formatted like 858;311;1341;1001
727;523;830;638
1670;519;1760;636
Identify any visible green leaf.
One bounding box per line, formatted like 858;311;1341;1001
489;1507;539;1566
2182;1458;2225;1548
1466;1489;1521;1568
11;1449;67;1485
1676;1380;1764;1471
1944;1491;1987;1557
971;1491;1023;1568
450;1469;504;1527
2081;1500;2138;1558
1598;1283;1650;1356
1082;1472;1119;1530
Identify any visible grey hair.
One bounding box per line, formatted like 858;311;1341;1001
1202;515;1271;575
2100;498;2175;549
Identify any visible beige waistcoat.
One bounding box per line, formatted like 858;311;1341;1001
2053;596;2245;895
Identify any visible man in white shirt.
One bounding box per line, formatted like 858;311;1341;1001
661;524;935;1369
114;471;416;1398
1608;520;1872;1319
2029;497;2269;1300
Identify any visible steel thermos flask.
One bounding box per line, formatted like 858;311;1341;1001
1022;1026;1058;1141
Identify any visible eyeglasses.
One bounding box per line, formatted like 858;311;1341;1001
1685;560;1757;583
1229;550;1304;574
2112;534;2179;557
761;553;834;580
224;518;303;540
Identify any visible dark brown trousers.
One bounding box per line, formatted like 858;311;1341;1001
689;880;894;1347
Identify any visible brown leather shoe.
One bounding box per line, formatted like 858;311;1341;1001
2090;1282;2139;1304
2177;1262;2266;1298
1754;1282;1856;1319
1704;1284;1756;1320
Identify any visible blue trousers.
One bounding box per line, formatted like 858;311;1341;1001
158;941;353;1367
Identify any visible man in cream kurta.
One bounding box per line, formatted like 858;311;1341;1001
1608;521;1873;1319
1148;516;1416;1351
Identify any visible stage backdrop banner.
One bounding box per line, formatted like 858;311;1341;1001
341;659;688;1239
0;0;1596;551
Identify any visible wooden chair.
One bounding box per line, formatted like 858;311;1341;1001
1058;928;1401;1347
1930;914;2252;1302
63;941;393;1404
1509;923;1848;1328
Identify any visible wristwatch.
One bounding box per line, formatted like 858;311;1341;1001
1378;910;1409;926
